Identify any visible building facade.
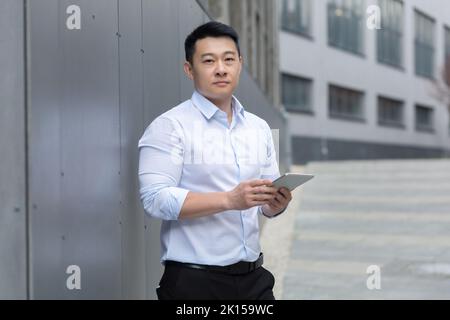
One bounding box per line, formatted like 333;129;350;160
280;0;450;163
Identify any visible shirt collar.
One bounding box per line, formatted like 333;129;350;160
191;90;245;120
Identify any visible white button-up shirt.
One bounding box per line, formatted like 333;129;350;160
138;90;282;266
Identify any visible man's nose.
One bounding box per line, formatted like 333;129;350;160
215;60;227;76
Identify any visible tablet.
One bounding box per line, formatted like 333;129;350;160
271;173;314;191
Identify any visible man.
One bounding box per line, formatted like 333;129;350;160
138;21;292;300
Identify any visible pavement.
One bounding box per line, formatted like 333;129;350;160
260;159;450;299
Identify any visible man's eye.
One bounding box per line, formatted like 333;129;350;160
226;58;235;62
203;59;214;64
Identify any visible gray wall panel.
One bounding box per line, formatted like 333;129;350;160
58;0;121;299
29;0;122;299
22;0;285;299
118;0;146;299
143;0;181;121
28;0;64;298
178;0;205;98
142;0;182;300
0;0;27;299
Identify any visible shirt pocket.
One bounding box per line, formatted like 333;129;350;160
233;129;267;181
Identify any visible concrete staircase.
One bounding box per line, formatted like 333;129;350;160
262;159;450;299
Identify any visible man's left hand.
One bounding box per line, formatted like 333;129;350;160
262;187;292;216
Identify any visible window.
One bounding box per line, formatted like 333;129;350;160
444;26;450;135
329;84;364;121
378;96;404;128
282;74;313;113
445;26;450;74
327;0;364;55
415;105;434;132
377;0;404;68
282;0;312;36
415;10;435;78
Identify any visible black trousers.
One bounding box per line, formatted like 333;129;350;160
156;264;276;300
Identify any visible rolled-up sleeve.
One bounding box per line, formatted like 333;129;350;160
138;116;189;221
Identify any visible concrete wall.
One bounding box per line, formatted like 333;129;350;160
0;0;27;299
0;0;286;299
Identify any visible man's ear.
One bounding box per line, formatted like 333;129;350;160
183;61;194;80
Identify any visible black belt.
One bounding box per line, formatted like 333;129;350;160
164;253;264;275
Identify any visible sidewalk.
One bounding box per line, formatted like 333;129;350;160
261;159;450;299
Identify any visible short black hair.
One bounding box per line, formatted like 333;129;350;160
184;21;241;64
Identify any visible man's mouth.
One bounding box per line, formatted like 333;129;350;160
213;81;230;86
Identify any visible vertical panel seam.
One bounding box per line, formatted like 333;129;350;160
117;0;124;299
140;0;148;299
23;0;30;300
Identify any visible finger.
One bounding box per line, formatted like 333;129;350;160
271;194;288;209
267;199;283;211
270;192;284;204
251;193;276;202
278;188;292;200
274;192;285;201
273;194;284;205
270;197;281;206
274;193;289;207
252;186;278;194
249;179;273;187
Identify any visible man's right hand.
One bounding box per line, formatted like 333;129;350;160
226;179;278;211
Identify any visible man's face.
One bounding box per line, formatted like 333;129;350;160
184;36;242;103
